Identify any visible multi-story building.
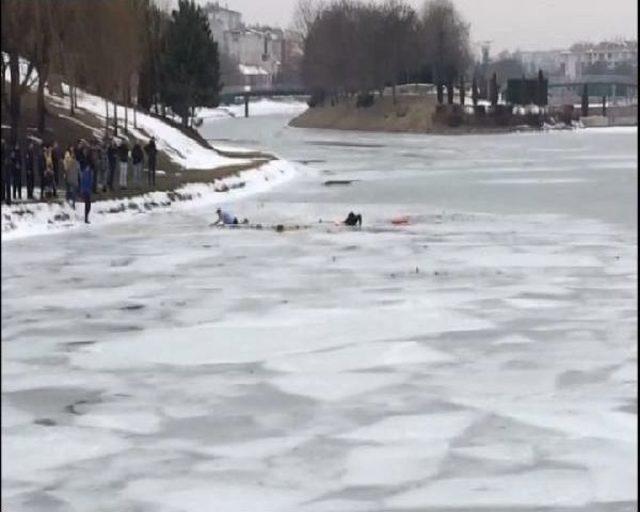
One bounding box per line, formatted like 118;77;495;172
203;2;302;90
559;41;637;79
516;41;637;80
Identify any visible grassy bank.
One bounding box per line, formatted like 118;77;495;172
289;95;439;133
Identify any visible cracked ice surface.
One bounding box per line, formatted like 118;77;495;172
1;118;637;511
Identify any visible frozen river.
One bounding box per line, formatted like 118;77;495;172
2;114;637;511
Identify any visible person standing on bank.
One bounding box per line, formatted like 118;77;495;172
1;139;10;205
52;141;62;192
144;137;157;188
107;139;117;192
80;161;93;223
117;139;129;190
37;143;46;199
10;142;23;200
64;146;80;209
25;141;35;199
131;142;144;187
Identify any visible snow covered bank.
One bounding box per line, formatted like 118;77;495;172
3;54;254;170
1;160;298;240
197;98;308;121
47;89;250;170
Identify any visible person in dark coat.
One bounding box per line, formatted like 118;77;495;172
80;162;93;223
42;144;56;199
131;142;144;187
89;141;100;194
51;141;61;188
36;143;46;200
144;137;157;188
1;139;8;204
10;143;23;200
117;139;129;189
343;212;362;226
107;139;117;191
25;141;35;199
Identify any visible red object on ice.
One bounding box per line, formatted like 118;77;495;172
391;216;410;225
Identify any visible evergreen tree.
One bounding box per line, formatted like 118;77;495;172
490;72;498;107
160;0;220;125
471;74;478;106
581;84;589;117
536;69;545;107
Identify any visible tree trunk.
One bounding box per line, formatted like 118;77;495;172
436;82;443;105
113;100;118;137
472;76;478;107
581;84;589;117
446;80;454;105
69;84;75;116
133;104;137;129
392;83;396;105
36;71;47;134
124;91;129;134
105;98;110;138
9;52;21;145
459;77;465;106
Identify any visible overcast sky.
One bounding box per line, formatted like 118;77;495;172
179;0;637;53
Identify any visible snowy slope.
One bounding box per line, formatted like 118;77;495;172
2;54;257;170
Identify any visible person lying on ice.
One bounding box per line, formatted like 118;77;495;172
214;207;237;225
214;208;249;226
343;212;362;226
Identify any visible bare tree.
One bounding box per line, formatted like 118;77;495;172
420;0;472;98
293;0;324;41
1;0;36;144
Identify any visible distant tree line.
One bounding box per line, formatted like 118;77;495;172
298;0;472;105
1;0;221;145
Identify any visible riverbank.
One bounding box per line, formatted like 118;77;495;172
1;159;297;239
289;95;438;133
289;94;637;134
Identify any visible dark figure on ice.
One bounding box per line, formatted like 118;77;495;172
344;212;362;226
214;207;237;225
80;162;93;223
145;137;157;188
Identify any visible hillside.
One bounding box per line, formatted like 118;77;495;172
1;78;273;201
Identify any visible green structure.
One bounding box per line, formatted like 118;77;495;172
505;77;548;106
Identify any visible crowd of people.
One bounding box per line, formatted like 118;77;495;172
1;136;158;222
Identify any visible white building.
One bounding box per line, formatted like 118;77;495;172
203;2;297;89
517;41;637;81
204;2;242;46
558;41;637;80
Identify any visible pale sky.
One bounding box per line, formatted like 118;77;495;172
180;0;637;53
